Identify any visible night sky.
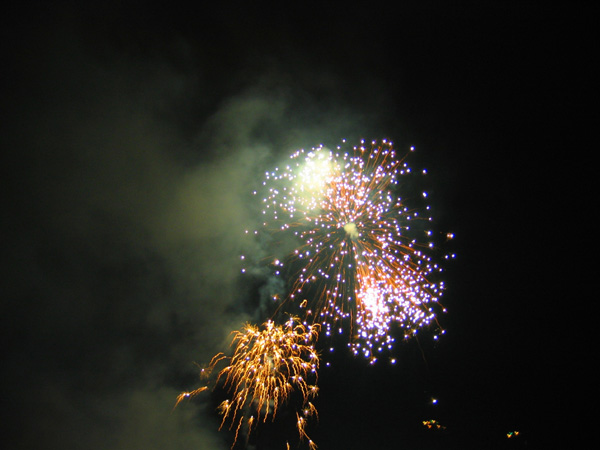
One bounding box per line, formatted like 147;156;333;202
2;2;592;450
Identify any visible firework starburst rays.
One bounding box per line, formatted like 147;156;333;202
253;139;446;359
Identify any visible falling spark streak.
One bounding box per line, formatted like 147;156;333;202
177;318;320;448
248;139;450;359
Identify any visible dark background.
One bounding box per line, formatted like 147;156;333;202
2;2;592;449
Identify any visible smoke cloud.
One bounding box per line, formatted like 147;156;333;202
1;4;401;449
2;14;273;450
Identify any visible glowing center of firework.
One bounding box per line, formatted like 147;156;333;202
358;284;386;316
296;150;334;195
343;222;359;240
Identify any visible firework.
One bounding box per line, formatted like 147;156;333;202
423;419;446;430
246;139;451;360
178;318;320;448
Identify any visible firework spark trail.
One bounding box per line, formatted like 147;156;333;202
247;139;452;361
177;318;320;448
